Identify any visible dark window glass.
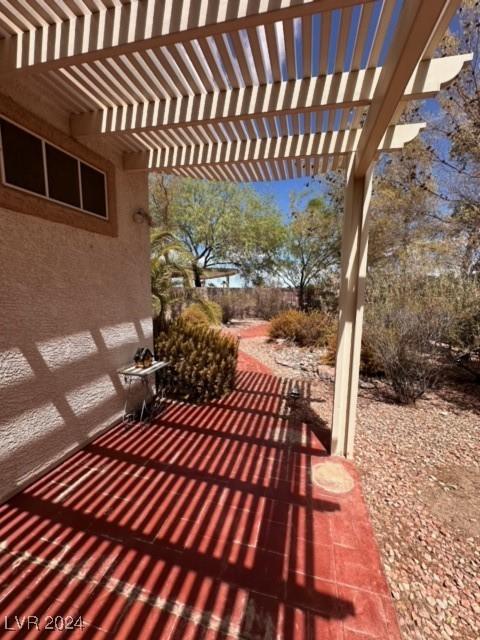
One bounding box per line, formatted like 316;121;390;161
80;163;107;218
0;118;45;195
46;144;80;207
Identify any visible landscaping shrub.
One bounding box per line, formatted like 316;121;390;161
156;318;238;402
364;271;452;403
269;310;335;347
322;331;383;377
195;299;223;325
204;289;254;321
321;332;337;367
366;317;442;404
303;275;340;314
360;335;385;378
180;304;210;326
438;276;480;381
323;273;480;398
180;299;222;326
297;311;335;347
269;310;305;341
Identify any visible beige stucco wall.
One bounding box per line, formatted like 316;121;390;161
0;86;152;502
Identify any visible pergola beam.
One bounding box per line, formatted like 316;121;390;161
355;0;462;177
142;155;347;182
0;0;374;77
332;155;373;457
123;123;425;172
70;55;471;138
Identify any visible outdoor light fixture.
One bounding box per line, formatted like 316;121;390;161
133;208;153;226
288;383;301;400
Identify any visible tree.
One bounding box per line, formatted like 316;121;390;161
368;139;449;271
322;7;480;278
150;229;192;331
323;136;447;273
422;1;480;275
150;175;284;286
274;193;340;309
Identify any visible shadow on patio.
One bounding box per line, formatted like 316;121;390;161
0;371;398;639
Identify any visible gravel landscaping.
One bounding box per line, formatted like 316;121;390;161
233;321;480;640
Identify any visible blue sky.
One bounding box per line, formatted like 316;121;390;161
249;178;325;221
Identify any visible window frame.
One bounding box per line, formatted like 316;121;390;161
0;115;109;221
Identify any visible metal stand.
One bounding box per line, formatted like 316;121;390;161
118;360;170;425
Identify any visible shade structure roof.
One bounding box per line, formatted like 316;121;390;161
0;0;469;181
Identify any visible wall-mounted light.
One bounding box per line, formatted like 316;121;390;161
133;208;153;227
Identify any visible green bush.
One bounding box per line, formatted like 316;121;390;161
269;310;304;341
181;300;223;326
364;271;451;403
156;318;238;402
269;309;334;347
322;330;383;377
196;299;223;325
180;304;210;326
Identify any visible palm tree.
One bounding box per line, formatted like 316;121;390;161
150;229;192;333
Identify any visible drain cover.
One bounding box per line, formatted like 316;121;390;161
312;461;354;494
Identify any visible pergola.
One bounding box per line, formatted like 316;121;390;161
0;0;470;457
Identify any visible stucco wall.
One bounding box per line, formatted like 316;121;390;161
0;92;152;502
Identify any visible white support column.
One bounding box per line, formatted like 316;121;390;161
331;154;373;458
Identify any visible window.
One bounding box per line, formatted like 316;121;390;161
0;116;108;219
80;163;107;217
46;144;81;208
0;119;45;195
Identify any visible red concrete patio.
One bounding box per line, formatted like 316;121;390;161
0;368;400;639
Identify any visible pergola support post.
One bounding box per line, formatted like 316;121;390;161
331;154;373;458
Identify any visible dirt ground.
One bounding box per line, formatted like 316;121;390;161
231;320;480;640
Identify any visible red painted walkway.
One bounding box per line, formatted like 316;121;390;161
232;324;271;340
237;351;272;375
0;370;400;639
225;322;273;376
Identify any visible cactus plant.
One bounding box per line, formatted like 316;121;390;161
156;318;238;402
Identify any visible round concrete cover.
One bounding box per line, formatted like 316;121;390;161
312;461;354;494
